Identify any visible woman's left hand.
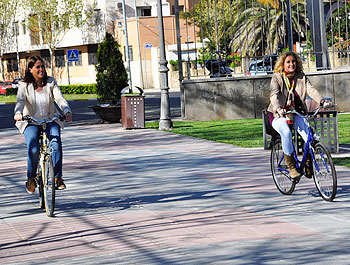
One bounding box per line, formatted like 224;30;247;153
64;112;72;122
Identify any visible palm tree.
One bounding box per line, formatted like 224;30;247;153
229;0;308;57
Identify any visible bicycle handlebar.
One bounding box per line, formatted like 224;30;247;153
23;113;64;124
284;104;337;119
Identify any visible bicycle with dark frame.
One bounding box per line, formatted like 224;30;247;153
270;105;337;202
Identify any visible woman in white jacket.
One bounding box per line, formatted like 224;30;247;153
14;56;72;194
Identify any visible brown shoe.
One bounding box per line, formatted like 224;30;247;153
305;153;313;179
284;153;301;179
55;177;66;190
26;178;36;194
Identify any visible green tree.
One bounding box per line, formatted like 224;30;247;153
184;0;308;58
230;0;308;57
95;32;128;105
0;0;18;80
23;0;96;76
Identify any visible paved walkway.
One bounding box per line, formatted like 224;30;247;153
1;123;350;264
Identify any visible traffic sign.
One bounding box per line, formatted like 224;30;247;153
67;49;79;62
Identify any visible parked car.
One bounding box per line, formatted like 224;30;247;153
247;60;271;76
246;54;278;76
12;78;21;89
205;58;233;78
0;81;13;95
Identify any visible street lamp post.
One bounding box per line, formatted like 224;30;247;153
122;0;133;92
157;0;172;130
286;0;294;52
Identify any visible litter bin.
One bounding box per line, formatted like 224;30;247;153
121;88;145;129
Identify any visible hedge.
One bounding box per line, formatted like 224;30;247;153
4;84;97;96
59;84;97;94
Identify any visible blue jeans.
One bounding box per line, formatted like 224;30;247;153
272;115;308;156
23;122;62;179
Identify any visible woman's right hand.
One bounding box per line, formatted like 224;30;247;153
277;107;286;117
14;113;23;121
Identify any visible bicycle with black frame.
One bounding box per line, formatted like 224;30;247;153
23;114;64;216
270;105;337;202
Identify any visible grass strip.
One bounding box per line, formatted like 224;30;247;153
146;114;350;167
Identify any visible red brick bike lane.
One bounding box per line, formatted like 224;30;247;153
1;123;350;264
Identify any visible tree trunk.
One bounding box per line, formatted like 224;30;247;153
0;56;4;81
49;47;54;78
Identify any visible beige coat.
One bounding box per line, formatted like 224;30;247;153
267;72;323;119
14;76;71;134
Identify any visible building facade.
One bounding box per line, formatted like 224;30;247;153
1;0;198;88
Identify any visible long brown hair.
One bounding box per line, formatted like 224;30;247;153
273;51;303;74
23;56;48;88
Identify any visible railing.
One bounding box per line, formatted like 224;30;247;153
175;0;350;79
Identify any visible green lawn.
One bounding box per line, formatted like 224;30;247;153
0;94;97;103
146;113;350;167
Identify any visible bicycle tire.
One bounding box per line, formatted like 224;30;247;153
271;139;296;195
312;143;337;202
43;156;56;216
37;162;45;209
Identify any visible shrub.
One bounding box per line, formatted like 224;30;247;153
95;32;128;105
60;84;96;94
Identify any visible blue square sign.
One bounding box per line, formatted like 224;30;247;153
67;49;79;62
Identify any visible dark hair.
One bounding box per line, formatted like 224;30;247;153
23;56;48;88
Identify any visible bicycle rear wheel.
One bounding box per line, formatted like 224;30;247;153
312;143;337;202
37;162;45;209
43;156;56;216
271;139;296;195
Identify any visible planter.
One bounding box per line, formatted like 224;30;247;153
89;105;121;123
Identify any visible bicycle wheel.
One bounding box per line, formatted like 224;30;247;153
271;139;296;195
43;156;56;216
37;162;45;209
312;143;337;202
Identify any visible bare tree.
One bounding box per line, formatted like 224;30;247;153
23;0;96;76
0;0;18;80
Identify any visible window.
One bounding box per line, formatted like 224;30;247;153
40;50;51;69
7;58;18;72
88;44;98;65
55;50;65;68
171;5;184;15
95;9;102;25
14;22;19;36
124;45;133;61
22;20;26;35
29;14;40;46
137;7;151;17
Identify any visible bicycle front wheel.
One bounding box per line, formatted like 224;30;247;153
43;156;56;216
312;143;337;202
271;139;296;195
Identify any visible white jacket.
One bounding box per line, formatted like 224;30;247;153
14;76;71;134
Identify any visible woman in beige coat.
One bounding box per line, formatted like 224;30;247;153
267;51;329;179
14;56;72;194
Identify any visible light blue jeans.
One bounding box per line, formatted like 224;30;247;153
23;122;62;180
272;115;309;156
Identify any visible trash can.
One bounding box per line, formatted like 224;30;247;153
121;94;145;129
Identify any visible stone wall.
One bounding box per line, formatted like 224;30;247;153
182;70;350;120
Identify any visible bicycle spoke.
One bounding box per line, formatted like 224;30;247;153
271;139;296;195
312;143;337;202
44;157;56;216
